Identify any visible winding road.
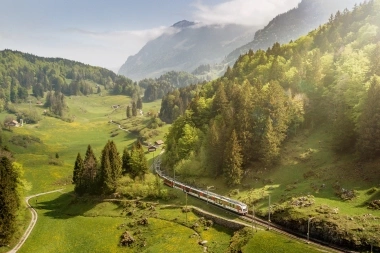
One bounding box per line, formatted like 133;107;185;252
7;189;64;253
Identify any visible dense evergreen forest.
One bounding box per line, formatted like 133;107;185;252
162;0;380;185
139;71;200;103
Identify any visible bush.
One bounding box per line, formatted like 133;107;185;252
228;227;254;252
9;134;41;148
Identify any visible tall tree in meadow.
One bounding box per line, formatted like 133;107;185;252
132;101;137;116
99;141;122;194
129;140;148;180
72;152;84;185
82;145;98;193
0;156;20;245
136;96;143;110
223;130;243;186
126;105;131;118
122;147;132;175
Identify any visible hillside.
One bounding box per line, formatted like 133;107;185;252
162;0;380;250
118;21;258;81
195;0;367;79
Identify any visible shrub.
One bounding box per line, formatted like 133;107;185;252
228;227;254;252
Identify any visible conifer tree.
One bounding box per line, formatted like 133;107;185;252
72;152;83;185
137;96;143;110
122;147;132;175
82;145;98;193
99;141;122;194
132;101;137;116
260;116;279;166
129;140;148;180
0;156;20;245
126;105;131;118
223;130;243;186
212;83;228;116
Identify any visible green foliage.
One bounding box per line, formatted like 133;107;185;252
163;0;380;184
99;140;122;195
223;130;243;186
227;227;254;253
141;71;199;103
0;156;21;246
128;141;148;180
72;153;83;185
8;135;41;148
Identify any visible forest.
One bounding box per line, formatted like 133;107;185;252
162;0;380;185
0;50;139;119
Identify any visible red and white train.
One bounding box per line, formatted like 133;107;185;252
155;165;248;215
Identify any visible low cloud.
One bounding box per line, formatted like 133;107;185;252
192;0;301;26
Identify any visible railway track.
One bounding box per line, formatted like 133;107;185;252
240;214;354;253
153;154;359;253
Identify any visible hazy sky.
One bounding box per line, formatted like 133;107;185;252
0;0;301;71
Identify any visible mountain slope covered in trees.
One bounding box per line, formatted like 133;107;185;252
162;0;380;249
118;21;258;80
195;0;367;80
164;0;380;179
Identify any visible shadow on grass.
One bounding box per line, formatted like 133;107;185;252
36;192;105;219
355;188;380;208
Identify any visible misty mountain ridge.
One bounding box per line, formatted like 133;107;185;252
224;0;367;65
118;20;258;81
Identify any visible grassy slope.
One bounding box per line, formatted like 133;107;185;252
0;95;341;253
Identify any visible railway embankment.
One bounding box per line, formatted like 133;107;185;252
192;207;246;231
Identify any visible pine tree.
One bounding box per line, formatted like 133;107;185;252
99;141;122;194
137;96;143;110
126;105;131;118
260;116;279;166
132;101;137;116
72;152;83;185
122;147;132;175
212;83;228;116
82;145;98;194
223;130;243;186
0;156;20;245
233;81;253;167
129;140;148;180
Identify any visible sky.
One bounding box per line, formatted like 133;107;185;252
0;0;302;71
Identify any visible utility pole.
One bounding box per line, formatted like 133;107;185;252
185;191;188;225
268;194;271;230
252;204;257;232
307;217;315;243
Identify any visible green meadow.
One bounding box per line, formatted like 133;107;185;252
0;94;347;253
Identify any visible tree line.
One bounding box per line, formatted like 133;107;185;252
162;0;380;185
0;147;25;246
140;71;200;103
72;140;148;195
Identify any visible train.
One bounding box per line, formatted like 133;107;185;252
154;160;248;215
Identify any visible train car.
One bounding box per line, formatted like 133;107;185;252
155;158;247;215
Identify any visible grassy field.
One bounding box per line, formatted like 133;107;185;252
0;93;366;253
242;231;323;253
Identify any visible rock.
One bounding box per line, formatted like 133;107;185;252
199;240;208;246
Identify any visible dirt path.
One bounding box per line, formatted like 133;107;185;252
7;189;64;253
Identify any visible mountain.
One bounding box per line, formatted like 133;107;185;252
118;20;258;81
163;0;380;249
193;0;367;79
